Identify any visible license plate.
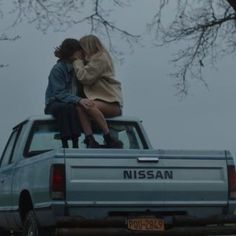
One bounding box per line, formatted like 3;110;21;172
128;218;165;231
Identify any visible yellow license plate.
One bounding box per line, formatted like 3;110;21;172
128;218;165;231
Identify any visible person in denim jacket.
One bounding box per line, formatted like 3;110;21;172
45;38;94;148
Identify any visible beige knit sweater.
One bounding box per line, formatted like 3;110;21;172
73;52;123;107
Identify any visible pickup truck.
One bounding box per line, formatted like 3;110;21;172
1;115;236;236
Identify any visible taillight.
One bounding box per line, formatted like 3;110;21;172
50;164;65;200
228;165;236;199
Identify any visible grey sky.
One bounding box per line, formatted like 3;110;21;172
0;1;236;157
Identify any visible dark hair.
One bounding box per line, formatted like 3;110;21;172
54;38;81;60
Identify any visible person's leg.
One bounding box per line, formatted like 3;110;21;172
78;103;110;135
91;101;123;148
66;104;81;148
76;105;100;148
81;103;122;148
93;100;121;118
76;106;93;135
46;102;71;148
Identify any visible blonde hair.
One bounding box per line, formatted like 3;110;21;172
79;35;113;63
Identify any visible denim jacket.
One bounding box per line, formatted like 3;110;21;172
45;60;81;106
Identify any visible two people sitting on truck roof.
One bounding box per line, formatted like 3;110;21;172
45;36;123;149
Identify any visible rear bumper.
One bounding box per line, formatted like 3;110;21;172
36;204;236;235
53;215;236;236
55;226;236;236
55;214;236;227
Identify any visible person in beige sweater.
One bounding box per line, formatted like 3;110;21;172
73;35;123;148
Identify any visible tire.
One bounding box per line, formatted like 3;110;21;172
22;210;44;236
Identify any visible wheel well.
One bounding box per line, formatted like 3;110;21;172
19;190;33;223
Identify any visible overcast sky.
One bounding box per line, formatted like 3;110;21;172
0;1;236;157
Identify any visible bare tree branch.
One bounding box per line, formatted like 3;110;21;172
0;33;20;68
148;0;236;96
6;0;140;61
1;0;236;96
0;34;20;41
71;0;140;61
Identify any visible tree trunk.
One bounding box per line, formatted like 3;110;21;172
227;0;236;11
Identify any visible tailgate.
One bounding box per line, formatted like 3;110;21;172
64;149;228;208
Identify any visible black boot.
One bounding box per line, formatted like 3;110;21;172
72;137;79;148
103;133;123;148
84;135;100;148
61;138;69;148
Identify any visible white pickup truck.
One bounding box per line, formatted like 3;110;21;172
0;115;236;236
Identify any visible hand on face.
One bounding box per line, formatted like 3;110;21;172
73;50;85;61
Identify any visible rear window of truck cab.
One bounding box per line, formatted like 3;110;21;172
24;120;148;157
